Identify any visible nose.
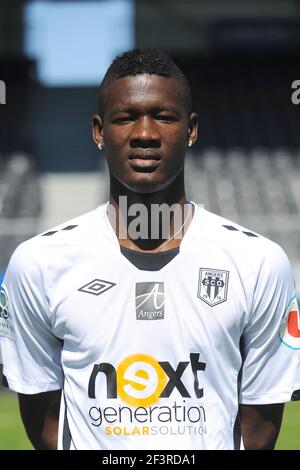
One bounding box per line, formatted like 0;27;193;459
130;116;161;149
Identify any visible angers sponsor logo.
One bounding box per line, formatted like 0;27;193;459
198;268;229;307
135;282;165;320
88;353;206;406
280;295;300;350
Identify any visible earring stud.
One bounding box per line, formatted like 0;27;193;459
188;139;193;147
98;142;103;150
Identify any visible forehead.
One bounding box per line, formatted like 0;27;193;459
104;74;184;113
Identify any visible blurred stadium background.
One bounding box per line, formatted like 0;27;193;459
1;0;300;449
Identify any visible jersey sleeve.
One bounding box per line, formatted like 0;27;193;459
239;243;300;404
0;242;64;394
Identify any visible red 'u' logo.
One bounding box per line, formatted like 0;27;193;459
287;310;300;338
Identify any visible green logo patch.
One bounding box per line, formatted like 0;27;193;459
0;287;9;319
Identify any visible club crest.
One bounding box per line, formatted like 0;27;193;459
198;268;229;307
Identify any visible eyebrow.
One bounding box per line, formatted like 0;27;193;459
110;106;180;117
111;108;131;117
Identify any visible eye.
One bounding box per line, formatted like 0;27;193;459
112;116;133;124
155;114;177;122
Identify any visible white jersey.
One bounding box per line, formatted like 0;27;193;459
1;203;300;450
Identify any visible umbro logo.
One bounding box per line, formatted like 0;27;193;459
78;279;116;296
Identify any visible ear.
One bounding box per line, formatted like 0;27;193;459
188;112;198;145
92;115;104;146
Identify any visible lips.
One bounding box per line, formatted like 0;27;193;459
128;153;161;161
128;152;161;171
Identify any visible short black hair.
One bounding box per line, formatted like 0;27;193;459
98;48;192;117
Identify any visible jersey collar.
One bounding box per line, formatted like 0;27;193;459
100;200;201;252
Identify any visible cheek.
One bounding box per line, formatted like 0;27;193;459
164;125;188;145
165;131;187;155
103;120;130;144
105;129;128;148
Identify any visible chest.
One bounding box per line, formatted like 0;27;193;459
48;249;252;359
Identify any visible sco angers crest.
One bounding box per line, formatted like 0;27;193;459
198;268;229;307
280;295;300;350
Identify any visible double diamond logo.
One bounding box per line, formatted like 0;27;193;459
78;279;116;296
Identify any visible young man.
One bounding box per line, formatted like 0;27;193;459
0;49;300;450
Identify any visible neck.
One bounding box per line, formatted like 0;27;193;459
107;171;194;252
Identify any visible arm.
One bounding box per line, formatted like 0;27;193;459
18;390;61;450
239;403;284;450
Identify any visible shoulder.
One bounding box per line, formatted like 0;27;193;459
6;206;105;280
197;207;292;278
38;205;104;246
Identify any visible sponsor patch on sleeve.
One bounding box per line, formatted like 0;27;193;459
0;286;16;341
280;295;300;350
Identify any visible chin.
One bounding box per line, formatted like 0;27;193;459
126;181;166;194
124;175;168;194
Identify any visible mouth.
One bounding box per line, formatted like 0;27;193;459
128;152;161;171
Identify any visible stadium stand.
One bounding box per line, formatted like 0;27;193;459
0;152;40;272
185;148;300;287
